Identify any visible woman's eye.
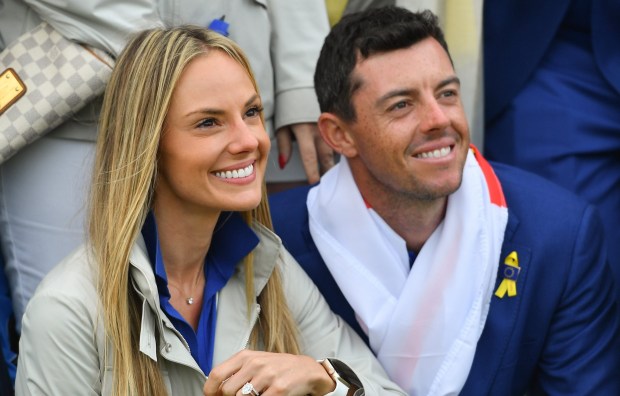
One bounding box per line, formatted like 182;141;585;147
245;106;263;118
198;118;216;128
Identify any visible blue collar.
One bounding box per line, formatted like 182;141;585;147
141;211;259;374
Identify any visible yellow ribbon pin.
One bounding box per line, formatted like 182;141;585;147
494;251;520;298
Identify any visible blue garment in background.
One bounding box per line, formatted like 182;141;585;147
484;0;620;305
0;250;16;393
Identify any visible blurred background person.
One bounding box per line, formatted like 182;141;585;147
483;0;620;303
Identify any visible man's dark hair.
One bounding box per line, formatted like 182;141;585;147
314;6;451;122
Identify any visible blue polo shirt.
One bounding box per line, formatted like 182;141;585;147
408;250;417;268
141;212;259;374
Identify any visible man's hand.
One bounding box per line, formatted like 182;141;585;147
276;123;335;184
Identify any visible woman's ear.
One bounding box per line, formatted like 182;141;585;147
317;113;358;158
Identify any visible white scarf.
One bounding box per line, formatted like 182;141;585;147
307;148;508;395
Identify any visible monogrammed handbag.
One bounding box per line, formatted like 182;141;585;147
0;22;114;164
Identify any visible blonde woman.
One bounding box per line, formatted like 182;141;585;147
14;26;404;396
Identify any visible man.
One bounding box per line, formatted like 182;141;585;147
269;6;620;395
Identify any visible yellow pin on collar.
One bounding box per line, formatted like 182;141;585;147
495;251;520;298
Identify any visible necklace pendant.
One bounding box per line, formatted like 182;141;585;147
186;297;194;305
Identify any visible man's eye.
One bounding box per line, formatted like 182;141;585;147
391;101;408;111
441;90;457;98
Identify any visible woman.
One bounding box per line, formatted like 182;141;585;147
14;26;403;395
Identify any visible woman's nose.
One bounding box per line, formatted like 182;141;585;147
228;120;260;153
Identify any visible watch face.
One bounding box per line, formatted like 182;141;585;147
329;358;363;391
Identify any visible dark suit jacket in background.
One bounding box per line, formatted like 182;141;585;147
483;0;620;124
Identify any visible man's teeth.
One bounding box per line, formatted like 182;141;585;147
215;164;254;179
416;146;451;159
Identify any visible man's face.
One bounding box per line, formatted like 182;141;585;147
344;38;470;204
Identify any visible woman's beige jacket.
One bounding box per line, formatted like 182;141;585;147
15;222;405;395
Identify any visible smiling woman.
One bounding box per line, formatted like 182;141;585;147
13;25;405;396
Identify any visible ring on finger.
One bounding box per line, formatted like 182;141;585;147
241;382;260;396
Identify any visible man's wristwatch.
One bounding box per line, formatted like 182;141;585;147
319;358;363;396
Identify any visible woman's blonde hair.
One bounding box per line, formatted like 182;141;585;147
89;26;299;396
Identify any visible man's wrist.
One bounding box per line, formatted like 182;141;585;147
318;358;362;396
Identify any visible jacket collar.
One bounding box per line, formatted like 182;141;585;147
248;221;282;294
128;236;169;361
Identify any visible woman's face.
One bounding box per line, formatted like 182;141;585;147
156;50;270;217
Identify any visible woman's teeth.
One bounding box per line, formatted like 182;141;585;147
215;163;254;179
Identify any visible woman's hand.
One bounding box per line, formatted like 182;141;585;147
275;123;334;184
203;350;336;395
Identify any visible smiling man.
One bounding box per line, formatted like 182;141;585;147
269;6;620;395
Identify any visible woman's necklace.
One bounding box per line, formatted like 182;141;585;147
168;271;204;305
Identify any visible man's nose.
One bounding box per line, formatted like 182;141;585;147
419;98;450;133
